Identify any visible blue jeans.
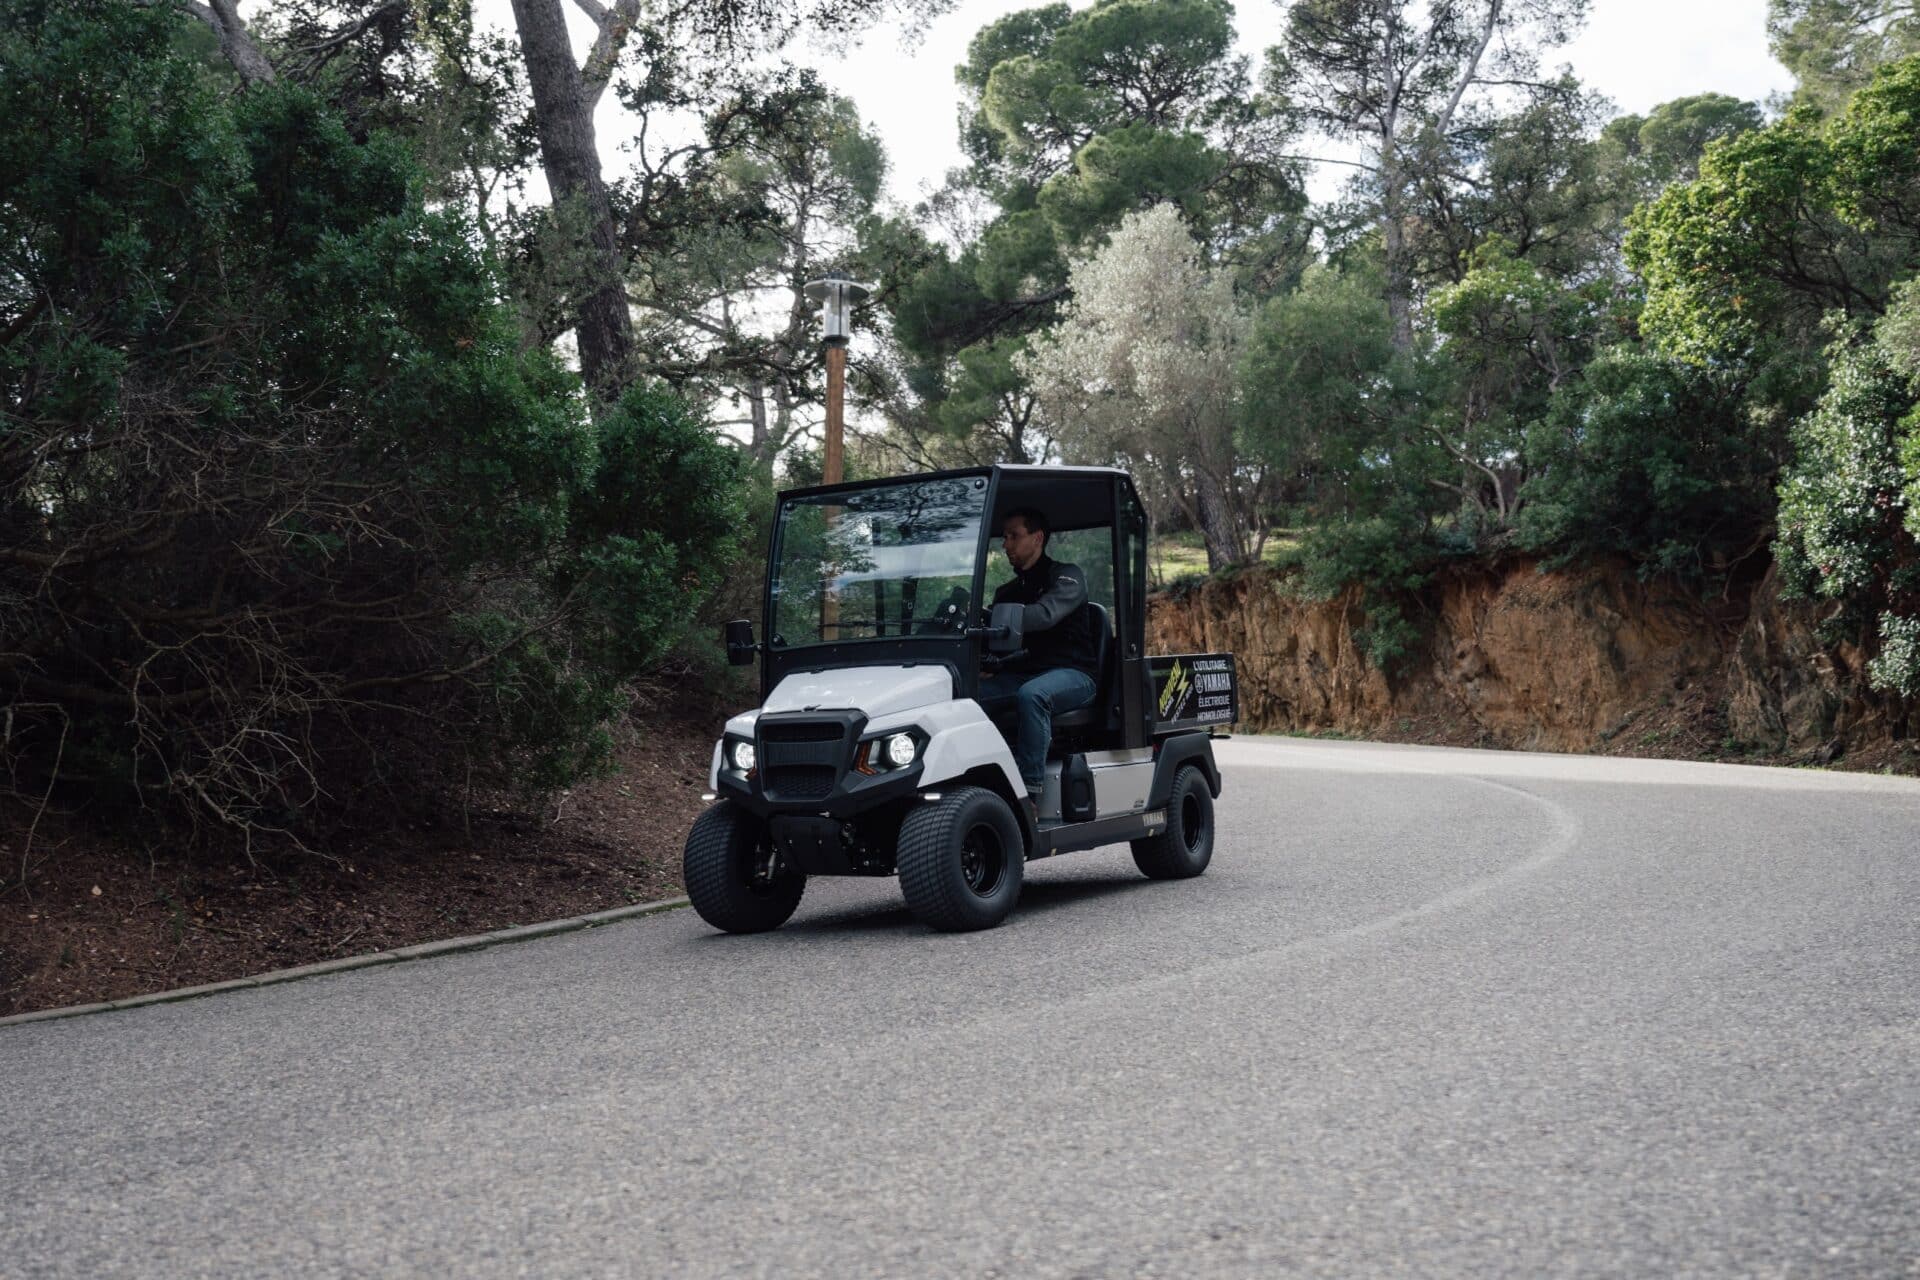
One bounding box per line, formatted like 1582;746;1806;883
977;667;1098;795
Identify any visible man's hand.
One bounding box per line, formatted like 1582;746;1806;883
915;585;973;635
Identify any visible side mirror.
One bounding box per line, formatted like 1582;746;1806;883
723;619;757;666
987;602;1024;654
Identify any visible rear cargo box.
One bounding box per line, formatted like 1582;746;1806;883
1148;653;1237;732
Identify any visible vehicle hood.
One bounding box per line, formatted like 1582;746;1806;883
762;665;954;721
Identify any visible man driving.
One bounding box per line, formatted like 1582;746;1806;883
979;506;1100;811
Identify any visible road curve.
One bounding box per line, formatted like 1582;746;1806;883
3;737;1917;1277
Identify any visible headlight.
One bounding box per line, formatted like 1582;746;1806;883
731;740;756;772
884;733;918;768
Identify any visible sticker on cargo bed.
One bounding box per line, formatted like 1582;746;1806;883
1158;659;1191;719
1150;653;1238;727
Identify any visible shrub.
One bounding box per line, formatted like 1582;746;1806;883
1517;350;1777;575
1294;509;1444;674
1773;329;1920;697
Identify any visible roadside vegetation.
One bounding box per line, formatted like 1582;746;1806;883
3;0;1918;915
1151;530;1303;587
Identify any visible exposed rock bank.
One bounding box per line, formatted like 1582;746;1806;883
1148;558;1917;763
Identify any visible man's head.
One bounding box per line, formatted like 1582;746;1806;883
1001;506;1049;572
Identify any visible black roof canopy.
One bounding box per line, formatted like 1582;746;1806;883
987;465;1131;534
779;464;1136;535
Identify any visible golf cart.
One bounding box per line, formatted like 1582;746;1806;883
687;465;1238;933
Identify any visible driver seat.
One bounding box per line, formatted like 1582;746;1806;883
1049;601;1112;734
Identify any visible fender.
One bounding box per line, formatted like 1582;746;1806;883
882;699;1025;803
1147;732;1221;807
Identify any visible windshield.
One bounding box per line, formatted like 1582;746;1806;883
769;476;988;648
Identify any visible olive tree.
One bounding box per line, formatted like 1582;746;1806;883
1022;204;1264;569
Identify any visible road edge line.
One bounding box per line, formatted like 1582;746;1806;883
0;895;692;1030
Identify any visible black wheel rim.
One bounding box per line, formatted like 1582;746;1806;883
1181;791;1205;854
959;821;1007;896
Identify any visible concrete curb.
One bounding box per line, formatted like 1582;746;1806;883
0;894;692;1030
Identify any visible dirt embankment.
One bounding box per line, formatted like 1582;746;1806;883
0;701;719;1020
1149;557;1919;765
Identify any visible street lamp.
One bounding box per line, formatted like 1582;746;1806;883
803;271;872;486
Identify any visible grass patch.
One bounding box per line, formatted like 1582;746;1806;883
1150;529;1303;585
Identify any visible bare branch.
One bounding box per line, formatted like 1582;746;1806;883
580;0;640;109
1437;0;1501;137
288;0;409;73
1276;153;1383;175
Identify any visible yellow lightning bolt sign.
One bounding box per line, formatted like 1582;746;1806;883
1158;659;1192;720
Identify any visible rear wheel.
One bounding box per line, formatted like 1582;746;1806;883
897;786;1025;932
683;801;805;933
1131;764;1214;880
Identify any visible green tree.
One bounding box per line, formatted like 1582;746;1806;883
0;0;746;845
1238;264;1417;519
1272;0;1590;354
1628;56;1920;371
495;0;951;403
618;71;889;471
882;0;1302;475
1397;84;1617;288
976;0;1241;180
1599;93;1767;190
1427;240;1627;523
1770;0;1920;109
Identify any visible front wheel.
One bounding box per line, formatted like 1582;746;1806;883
683;801;805;933
1131;764;1214;880
896;786;1025;932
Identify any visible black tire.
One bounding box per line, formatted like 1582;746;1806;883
683;801;805;934
1131;765;1214;880
896;786;1025;932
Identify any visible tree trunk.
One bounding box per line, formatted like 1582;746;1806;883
1193;469;1238;573
1002;395;1035;464
509;0;632;402
766;377;795;470
203;0;277;84
1379;141;1416;358
745;379;770;460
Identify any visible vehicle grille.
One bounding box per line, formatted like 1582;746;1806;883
758;720;843;744
766;765;836;799
756;713;865;803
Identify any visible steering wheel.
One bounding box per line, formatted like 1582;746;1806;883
915;586;973;635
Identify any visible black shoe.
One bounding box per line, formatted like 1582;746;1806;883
1023;791;1043;827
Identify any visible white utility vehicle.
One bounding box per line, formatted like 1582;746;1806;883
687;465;1238;932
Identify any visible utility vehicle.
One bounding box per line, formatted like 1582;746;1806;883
686;465;1238;933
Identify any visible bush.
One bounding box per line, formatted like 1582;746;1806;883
1517;350;1777;575
1773;329;1920;696
1294;509;1444;674
1872;614;1920;698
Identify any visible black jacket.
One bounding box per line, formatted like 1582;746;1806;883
991;554;1100;678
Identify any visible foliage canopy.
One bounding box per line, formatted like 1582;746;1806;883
0;0;747;844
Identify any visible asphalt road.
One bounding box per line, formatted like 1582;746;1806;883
4;737;1918;1278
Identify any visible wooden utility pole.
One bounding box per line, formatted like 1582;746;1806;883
824;343;846;485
